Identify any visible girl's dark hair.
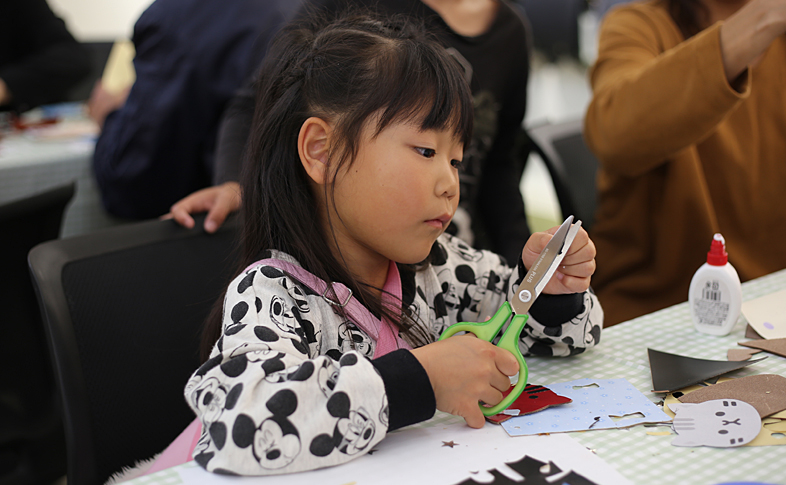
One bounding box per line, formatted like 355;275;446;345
667;0;709;38
200;10;474;360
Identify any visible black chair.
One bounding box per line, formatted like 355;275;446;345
0;182;75;485
28;214;240;485
524;119;599;232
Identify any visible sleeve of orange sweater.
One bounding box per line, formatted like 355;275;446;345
584;6;750;178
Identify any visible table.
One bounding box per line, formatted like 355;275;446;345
0;105;127;237
127;269;786;485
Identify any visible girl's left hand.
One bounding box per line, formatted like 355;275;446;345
520;225;596;295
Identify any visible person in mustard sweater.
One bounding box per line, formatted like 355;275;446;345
584;0;786;326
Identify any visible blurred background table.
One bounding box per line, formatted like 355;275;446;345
0;103;126;237
126;269;786;485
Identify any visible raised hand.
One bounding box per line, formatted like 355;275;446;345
520;224;596;295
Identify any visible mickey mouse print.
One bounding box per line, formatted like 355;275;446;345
185;233;603;475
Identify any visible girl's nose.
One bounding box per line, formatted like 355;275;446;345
436;159;459;199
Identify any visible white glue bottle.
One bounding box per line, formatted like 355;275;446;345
688;233;742;336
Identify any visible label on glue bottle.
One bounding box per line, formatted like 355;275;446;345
688;234;742;336
692;279;732;326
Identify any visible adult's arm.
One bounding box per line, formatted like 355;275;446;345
585;2;786;178
0;0;90;111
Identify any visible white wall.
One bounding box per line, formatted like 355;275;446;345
48;0;154;41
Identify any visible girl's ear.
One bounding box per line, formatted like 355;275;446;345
298;117;332;185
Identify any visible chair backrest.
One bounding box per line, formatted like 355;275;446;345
28;215;240;485
0;182;75;485
525;119;599;232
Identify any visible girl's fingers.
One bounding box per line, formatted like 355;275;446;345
554;275;592;294
463;407;486;429
490;371;513;393
479;387;504;409
557;260;597;279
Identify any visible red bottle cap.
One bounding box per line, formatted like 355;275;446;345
707;233;728;266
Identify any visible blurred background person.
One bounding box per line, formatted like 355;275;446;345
0;0;90;112
170;0;534;265
585;0;786;326
89;0;299;220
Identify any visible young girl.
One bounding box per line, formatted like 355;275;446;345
184;12;603;476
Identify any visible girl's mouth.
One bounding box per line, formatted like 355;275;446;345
425;214;451;230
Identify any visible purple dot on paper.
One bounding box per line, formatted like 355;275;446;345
764;322;775;330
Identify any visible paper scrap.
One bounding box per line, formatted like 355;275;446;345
648;348;765;393
727;348;761;361
670;399;761;448
739;338;786;359
486;384;572;425
677;374;786;418
741;289;786;339
102;40;136;94
745;324;764;340
500;378;671;437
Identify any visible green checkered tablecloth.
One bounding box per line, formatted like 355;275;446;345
127;269;786;485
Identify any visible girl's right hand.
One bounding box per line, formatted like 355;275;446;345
410;335;519;428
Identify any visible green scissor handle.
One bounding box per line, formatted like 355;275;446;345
438;302;529;416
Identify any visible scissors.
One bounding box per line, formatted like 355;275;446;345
438;215;582;416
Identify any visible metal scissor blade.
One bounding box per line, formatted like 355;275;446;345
511;216;582;315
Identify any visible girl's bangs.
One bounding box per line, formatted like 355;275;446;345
372;43;473;146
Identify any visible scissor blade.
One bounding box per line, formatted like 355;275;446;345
510;216;582;315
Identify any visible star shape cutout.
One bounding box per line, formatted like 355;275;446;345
442;440;458;448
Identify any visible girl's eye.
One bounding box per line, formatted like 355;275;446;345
451;159;463;169
415;147;436;158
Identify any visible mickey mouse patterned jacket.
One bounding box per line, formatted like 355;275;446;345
185;233;603;475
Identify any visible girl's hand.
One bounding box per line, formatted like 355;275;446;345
410;335;519;429
520;225;596;295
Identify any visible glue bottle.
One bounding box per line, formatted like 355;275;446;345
688;233;742;336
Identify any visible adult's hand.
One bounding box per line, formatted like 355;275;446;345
166;181;241;233
520;224;596;295
87;81;130;128
0;78;10;105
719;0;786;82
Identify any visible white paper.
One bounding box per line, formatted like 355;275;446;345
178;413;631;485
741;289;786;339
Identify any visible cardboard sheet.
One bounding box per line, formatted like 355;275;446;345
740;289;786;339
677;374;786;418
176;415;632;485
500;378;671;436
739;338;786;359
648;348;765;393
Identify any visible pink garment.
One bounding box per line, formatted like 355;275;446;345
141;258;407;476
